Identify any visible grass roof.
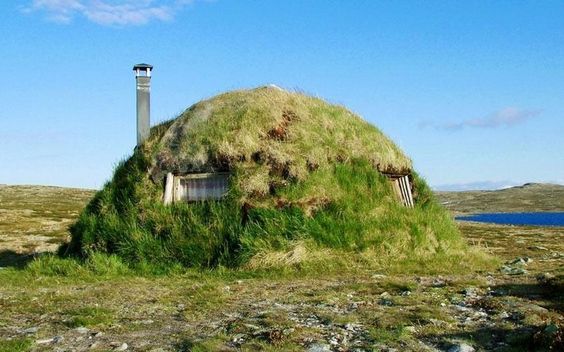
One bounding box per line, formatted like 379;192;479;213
145;86;411;200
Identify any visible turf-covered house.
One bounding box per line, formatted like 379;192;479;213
67;65;462;268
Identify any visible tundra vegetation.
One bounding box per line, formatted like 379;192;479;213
0;88;562;350
1;186;563;352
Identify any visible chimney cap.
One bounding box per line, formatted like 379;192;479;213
133;63;153;71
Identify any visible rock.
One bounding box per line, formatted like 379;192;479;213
500;266;512;274
110;342;128;351
400;290;411;296
455;304;470;312
379;298;394;306
114;342;129;351
463;287;479;297
536;272;556;285
348;302;360;310
36;337;55;344
529;245;548;251
447;342;475;352
22;327;38;334
431;278;447;287
345;322;361;331
379;291;394;305
308;343;331;352
329;337;339;346
507;257;532;265
472;311;488;319
498;311;510;319
75;326;90;334
500;265;527;275
371;274;387;279
405;326;417;333
283;328;295;335
232;333;245;343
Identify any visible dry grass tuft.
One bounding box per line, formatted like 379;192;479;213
246;241;311;269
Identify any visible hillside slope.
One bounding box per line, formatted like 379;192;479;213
436;183;564;214
0;185;93;266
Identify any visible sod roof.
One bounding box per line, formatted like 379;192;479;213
144;86;412;200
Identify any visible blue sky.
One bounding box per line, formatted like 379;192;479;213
1;1;563;190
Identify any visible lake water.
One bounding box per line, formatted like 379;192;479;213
455;212;564;227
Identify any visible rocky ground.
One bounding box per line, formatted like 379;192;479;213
0;186;562;351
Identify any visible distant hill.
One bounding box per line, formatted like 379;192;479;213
0;185;94;256
436;183;564;214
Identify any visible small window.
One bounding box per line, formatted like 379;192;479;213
384;174;414;207
163;172;229;204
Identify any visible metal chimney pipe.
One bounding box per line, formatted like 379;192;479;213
133;63;153;146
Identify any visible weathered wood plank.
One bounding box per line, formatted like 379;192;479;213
163;172;174;205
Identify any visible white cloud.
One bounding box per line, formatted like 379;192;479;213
420;107;542;131
25;0;195;26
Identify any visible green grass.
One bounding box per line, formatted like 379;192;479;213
63;306;114;328
0;338;32;352
368;325;411;344
66;155;469;269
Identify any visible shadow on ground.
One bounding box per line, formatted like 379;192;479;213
0;250;36;269
424;324;563;351
422;280;564;351
492;280;564;313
